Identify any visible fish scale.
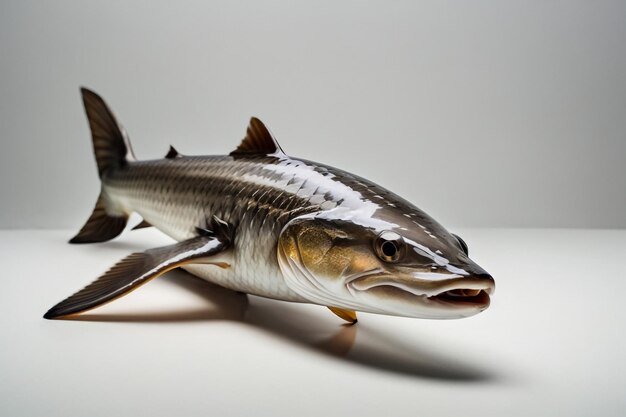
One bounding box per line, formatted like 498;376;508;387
103;156;337;300
44;88;495;322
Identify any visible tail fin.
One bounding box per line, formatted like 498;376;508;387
69;193;128;243
70;88;134;244
80;87;135;177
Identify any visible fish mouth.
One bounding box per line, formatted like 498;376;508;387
430;288;491;307
349;273;495;310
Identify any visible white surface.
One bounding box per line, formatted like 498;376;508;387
2;1;626;229
1;228;625;416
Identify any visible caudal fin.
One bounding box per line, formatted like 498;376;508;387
69;193;127;243
81;87;135;177
70;88;134;243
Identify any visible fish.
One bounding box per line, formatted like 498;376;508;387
43;88;495;323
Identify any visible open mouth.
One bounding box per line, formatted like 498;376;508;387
350;274;494;309
431;288;490;307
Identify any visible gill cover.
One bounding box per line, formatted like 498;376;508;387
278;217;384;314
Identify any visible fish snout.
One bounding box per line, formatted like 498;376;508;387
469;272;495;295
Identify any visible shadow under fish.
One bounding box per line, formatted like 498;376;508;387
66;270;499;382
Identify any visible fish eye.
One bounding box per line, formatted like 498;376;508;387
452;233;469;255
375;231;405;262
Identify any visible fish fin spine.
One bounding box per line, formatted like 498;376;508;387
196;215;235;243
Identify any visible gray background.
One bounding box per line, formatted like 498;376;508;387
1;0;625;230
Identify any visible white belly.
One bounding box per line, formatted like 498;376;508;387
182;259;305;303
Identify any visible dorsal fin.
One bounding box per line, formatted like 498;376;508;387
165;145;180;159
230;117;284;156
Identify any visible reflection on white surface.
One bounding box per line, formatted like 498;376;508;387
1;229;626;416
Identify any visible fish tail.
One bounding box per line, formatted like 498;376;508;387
69;88;135;244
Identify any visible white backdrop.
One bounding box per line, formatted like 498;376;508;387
1;0;625;229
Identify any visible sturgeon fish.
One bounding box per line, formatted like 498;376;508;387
44;88;495;323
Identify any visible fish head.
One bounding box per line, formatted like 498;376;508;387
277;207;495;319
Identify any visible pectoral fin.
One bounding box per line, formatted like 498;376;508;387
44;234;230;319
328;307;358;324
